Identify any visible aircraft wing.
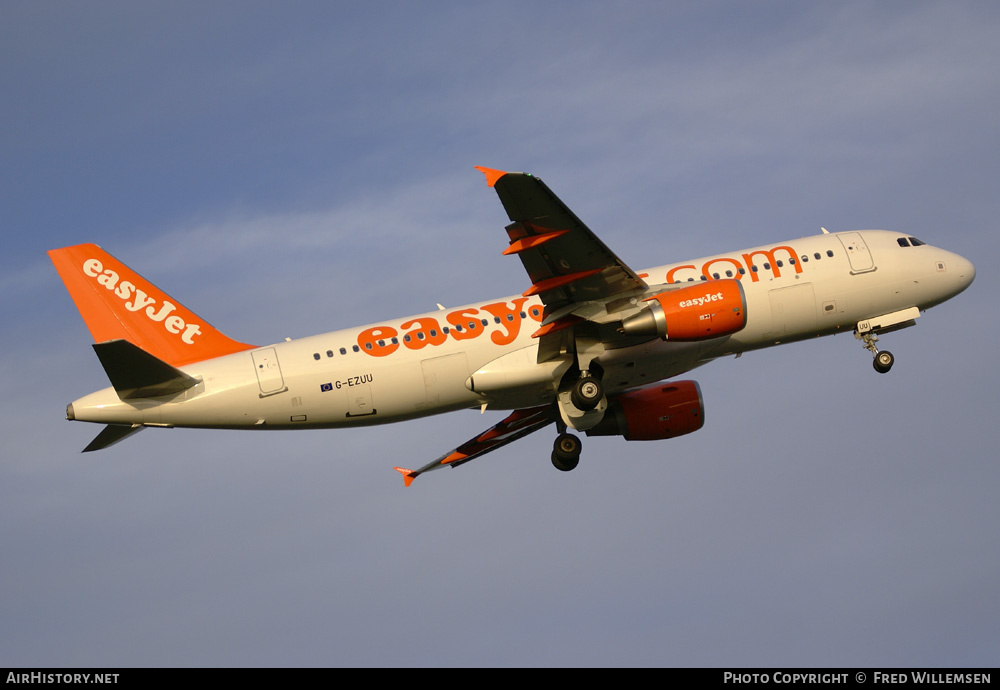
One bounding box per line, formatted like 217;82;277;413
394;405;554;486
475;167;653;359
476;167;648;309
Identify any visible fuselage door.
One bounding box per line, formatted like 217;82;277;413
251;348;287;397
838;232;876;274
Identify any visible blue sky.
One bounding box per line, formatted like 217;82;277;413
2;1;998;666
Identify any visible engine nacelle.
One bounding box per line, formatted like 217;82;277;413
586;380;704;441
620;279;747;340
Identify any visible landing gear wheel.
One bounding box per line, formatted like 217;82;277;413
873;350;894;374
570;377;604;411
551;433;582;472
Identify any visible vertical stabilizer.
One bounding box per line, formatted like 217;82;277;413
49;243;255;366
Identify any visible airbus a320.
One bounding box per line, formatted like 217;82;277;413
49;167;975;484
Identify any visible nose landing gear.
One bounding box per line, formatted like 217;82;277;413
857;330;894;374
873;349;895;374
854;308;921;374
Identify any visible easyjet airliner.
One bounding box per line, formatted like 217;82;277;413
49;168;975;484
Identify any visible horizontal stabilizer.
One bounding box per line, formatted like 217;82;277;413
93;339;200;400
83;423;144;452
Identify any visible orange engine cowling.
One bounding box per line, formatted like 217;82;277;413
620;279;747;340
586;381;705;441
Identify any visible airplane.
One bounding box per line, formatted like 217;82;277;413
49;167;976;485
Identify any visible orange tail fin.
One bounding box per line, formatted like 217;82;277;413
49;243;255;366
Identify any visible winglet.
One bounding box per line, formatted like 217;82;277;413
393;466;416;487
474;166;507;187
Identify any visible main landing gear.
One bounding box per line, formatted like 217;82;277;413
550;370;605;472
551;432;581;472
857;330;895;374
570;375;604;411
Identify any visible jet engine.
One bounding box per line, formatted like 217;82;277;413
585;380;704;441
620;279;747;340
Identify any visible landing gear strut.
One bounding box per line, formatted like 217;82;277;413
551;432;581;472
857;330;894;374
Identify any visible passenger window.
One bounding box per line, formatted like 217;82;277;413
827;250;834;257
404;335;411;342
713;273;720;280
776;260;784;267
751;265;758;272
725;270;733;277
352;345;359;353
377;340;385;347
326;350;333;358
481;319;488;326
814;253;821;260
364;343;372;350
738;268;745;275
391;337;398;345
340;347;347;355
429;329;437;337
763;262;771;270
313;353;320;361
506;314;514;322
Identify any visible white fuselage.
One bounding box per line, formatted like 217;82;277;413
69;230;975;430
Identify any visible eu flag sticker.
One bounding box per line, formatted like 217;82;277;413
320;382;333;392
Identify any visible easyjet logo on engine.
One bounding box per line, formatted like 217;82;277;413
82;258;202;344
678;292;724;308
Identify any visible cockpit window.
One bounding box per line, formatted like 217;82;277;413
909;237;925;246
897;238;910;247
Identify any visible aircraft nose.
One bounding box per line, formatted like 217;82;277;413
952;253;976;293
